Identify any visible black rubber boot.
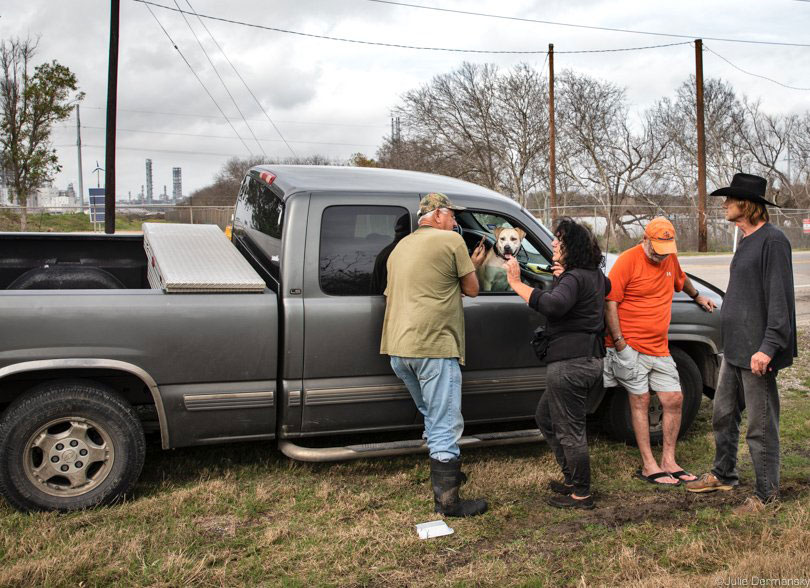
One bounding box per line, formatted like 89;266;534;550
430;458;488;517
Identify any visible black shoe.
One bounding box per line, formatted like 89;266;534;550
546;493;594;510
430;458;488;518
548;480;574;495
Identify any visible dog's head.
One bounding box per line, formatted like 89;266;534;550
494;226;526;260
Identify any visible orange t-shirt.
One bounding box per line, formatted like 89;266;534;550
606;244;685;356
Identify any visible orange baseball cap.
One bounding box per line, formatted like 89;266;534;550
644;217;677;255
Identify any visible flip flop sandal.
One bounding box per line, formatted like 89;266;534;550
668;470;698;482
633;468;681;487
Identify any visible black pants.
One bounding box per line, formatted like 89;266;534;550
535;356;603;497
711;359;781;501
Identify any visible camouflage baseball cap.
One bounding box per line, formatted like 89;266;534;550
418;192;466;216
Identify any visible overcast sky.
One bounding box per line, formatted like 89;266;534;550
2;0;809;201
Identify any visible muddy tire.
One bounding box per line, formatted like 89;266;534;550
0;380;145;512
601;346;703;445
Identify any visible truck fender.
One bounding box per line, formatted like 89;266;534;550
0;359;169;449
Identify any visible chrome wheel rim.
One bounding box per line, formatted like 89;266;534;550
22;417;115;498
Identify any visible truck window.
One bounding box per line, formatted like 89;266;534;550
457;210;553;293
233;176;284;275
319;205;410;296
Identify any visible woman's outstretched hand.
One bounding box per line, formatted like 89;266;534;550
505;257;521;284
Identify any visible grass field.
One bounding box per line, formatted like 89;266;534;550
0;210;161;233
1;340;809;587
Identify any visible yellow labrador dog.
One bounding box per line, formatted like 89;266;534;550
476;226;525;291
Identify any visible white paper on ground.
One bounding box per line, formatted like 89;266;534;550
415;520;454;539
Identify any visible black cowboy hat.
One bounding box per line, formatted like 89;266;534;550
709;173;779;207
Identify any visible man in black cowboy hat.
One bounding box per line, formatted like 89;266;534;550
686;173;797;514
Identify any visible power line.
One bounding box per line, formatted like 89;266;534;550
55;144;243;157
131;0;698;54
558;41;689;54
142;1;255;154
186;0;298;157
80;105;388;128
173;0;266;155
704;45;810;91
56;143;366;156
365;0;810;48
59;126;379;146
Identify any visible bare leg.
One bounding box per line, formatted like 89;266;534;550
628;392;678;484
657;391;695;480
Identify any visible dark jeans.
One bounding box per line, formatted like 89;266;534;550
711;359;781;501
535;356;602;497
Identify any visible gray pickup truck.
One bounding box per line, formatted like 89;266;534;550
0;165;723;511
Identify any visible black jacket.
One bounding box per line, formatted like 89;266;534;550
528;268;611;364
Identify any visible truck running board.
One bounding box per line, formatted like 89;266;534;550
278;428;544;462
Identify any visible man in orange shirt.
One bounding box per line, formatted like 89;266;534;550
604;218;717;486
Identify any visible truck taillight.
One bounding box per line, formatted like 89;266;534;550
259;171;276;186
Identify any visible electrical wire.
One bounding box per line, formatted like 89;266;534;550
55;143;367;156
80;106;388;128
704;45;810;91
173;0;267;155
59;125;379;146
186;0;298;157
365;0;810;48
142;2;255;154
132;0;696;54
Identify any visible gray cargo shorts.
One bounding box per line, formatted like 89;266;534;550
603;345;681;395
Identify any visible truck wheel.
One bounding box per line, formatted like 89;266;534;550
0;380;146;512
601;346;703;445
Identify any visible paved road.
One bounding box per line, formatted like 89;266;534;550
680;250;810;326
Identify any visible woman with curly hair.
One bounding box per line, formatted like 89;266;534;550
506;217;609;509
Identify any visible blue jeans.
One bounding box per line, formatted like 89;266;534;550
390;356;463;461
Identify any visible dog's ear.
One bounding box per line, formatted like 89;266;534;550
516;228;526;241
493;226;503;238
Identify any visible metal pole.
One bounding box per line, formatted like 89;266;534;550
695;39;707;252
104;0;120;234
76;105;85;214
548;43;557;226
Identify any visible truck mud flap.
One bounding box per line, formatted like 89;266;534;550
278;429;544;462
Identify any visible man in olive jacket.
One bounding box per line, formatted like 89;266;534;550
381;192;488;517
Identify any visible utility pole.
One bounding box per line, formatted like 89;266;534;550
548;43;557;225
76;105;85;214
104;0;120;234
695;39;707;252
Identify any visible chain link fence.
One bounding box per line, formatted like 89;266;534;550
528;205;810;253
3;202;808;252
0;205;235;232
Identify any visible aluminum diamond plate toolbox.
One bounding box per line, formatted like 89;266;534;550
143;223;265;293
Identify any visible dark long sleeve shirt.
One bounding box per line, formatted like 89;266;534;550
722;223;797;371
528;268;611;363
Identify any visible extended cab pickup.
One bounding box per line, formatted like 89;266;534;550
0;166;724;511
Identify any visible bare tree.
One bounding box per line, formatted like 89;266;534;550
736;99;800;207
0;38;83;229
653;77;748;201
556;71;670;249
490;63;549;206
391;62;549;205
